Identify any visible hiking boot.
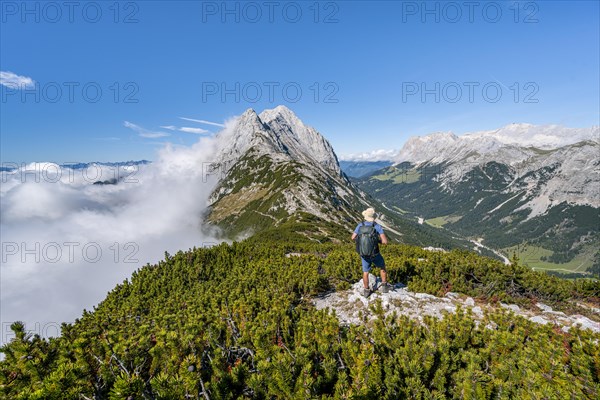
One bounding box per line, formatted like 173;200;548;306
380;282;390;293
362;287;371;297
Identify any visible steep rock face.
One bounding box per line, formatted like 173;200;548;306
214;109;271;166
214;106;341;176
258;105;341;174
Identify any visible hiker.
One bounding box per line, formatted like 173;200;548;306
351;207;389;297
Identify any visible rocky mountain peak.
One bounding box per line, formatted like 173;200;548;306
206;106;361;237
216;106;341;175
258;104;298;124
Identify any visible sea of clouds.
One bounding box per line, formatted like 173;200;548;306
0;127;239;345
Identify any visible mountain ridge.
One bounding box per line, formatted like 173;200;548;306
341;123;598;163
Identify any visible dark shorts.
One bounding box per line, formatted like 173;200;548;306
361;253;385;273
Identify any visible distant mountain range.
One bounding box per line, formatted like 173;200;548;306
349;123;600;276
0;160;151;186
338;161;393;178
0;160;151;172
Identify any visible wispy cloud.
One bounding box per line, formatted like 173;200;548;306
179;117;225;128
124;121;170;138
0;71;35;89
179;127;210;134
162;124;211;135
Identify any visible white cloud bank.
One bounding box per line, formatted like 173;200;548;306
0;133;228;344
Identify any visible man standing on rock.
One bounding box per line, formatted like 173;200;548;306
351;207;390;297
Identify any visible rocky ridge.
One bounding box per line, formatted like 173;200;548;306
314;274;599;333
392;125;600;215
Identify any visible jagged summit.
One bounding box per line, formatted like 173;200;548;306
215;108;268;166
258;104;297;122
216;106;340;175
260;105;340;173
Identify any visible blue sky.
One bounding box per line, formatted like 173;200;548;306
1;0;599;162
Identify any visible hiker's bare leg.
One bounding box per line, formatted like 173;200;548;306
380;269;387;284
363;272;369;289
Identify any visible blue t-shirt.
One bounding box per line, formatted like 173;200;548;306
354;221;384;235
